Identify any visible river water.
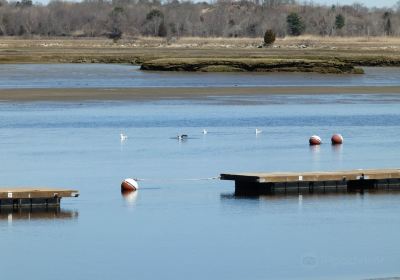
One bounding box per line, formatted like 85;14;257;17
0;64;400;88
1;65;400;280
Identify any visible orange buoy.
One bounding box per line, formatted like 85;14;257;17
331;134;343;145
309;135;322;146
121;178;139;192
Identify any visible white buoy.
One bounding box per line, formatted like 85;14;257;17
121;178;139;192
309;135;322;145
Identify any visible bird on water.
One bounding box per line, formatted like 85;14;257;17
177;134;188;141
120;133;128;141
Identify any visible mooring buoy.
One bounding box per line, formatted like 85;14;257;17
121;178;139;192
331;134;343;145
309;135;322;145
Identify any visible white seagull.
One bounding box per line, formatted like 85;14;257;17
255;128;262;135
203;129;208;135
120;133;128;141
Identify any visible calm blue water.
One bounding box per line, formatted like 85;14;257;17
1;66;400;280
0;64;400;88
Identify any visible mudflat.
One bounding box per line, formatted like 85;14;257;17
1;86;400;101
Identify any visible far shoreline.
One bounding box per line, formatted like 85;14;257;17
1;86;400;102
2;37;400;74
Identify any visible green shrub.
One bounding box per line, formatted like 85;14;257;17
158;22;167;37
335;14;345;30
108;28;122;43
286;12;305;36
263;29;276;45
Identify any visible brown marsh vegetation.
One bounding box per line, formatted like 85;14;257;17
1;36;400;73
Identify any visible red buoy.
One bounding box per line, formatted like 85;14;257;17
331;134;343;145
309;135;322;146
121;178;139;192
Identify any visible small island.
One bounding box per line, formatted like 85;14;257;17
140;57;364;74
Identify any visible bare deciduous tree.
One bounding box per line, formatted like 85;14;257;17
0;0;398;37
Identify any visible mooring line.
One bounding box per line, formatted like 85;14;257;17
134;176;220;182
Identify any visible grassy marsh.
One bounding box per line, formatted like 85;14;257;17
1;36;400;73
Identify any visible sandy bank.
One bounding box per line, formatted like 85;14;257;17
1;86;400;101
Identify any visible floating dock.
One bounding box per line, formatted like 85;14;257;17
0;188;79;208
220;168;400;195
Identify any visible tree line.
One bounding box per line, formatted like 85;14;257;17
0;0;399;38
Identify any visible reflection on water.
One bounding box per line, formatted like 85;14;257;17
121;190;138;206
331;143;343;153
0;207;78;222
1;87;400;279
331;144;343;163
309;145;321;170
309;145;321;154
220;192;260;201
221;189;400;202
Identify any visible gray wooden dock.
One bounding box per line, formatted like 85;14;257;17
220;168;400;195
0;188;79;208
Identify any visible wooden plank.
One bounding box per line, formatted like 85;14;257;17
0;188;79;199
221;168;400;184
219;174;260;182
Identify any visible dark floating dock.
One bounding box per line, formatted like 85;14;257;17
0;188;79;208
220;169;400;196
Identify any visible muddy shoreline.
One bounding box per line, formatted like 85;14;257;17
1;86;400;101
